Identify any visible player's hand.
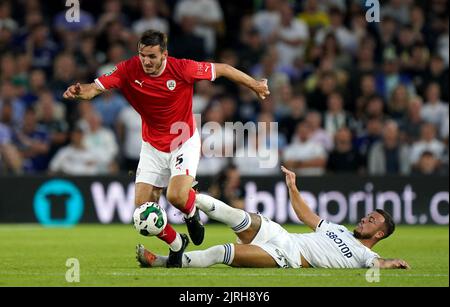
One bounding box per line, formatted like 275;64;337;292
395;259;411;270
281;166;296;189
254;78;270;100
63;83;81;100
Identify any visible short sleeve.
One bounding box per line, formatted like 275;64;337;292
180;59;216;84
315;220;347;233
95;62;127;90
363;251;380;268
315;219;332;232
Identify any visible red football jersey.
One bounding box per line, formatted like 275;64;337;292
95;56;215;152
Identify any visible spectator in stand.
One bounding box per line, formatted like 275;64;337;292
409;122;446;170
368;120;410;176
193;80;216;115
169;15;206;61
24;23;59;76
272;2;309;68
116;105;142;172
421;82;449;138
306;70;340;113
354;117;383;163
0;81;25;126
411;150;443;176
236;84;261;123
174;0;224;57
233;127;279;177
49;127;100;175
324;92;353;137
132;0;170;36
279;95;307;144
80;111;119;174
35;89;68;160
315;6;358;55
283;120;327;176
306;111;333;152
50;53;78;124
236;16;266;73
22;69;46;107
327;127;364;174
399;96;425;145
91;90;127;130
375;54;415;102
208;164;245;210
297;0;329;34
0;121;21;174
420;54;449;101
11;107;50;173
387;84;411;121
252;0;282;43
364;95;386;122
197;102;235;176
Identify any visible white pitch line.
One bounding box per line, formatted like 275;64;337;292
1;271;448;278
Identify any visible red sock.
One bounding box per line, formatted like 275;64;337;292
157;223;177;244
179;189;196;215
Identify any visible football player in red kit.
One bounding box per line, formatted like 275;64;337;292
63;30;270;267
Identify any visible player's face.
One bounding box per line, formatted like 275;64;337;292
138;44;168;75
353;211;385;240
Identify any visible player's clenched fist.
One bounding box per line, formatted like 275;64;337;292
255;78;270;100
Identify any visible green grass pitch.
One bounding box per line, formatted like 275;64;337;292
0;224;448;287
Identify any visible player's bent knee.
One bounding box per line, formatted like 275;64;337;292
166;191;188;208
135;183;163;206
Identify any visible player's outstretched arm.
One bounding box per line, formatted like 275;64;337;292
281;166;321;230
63;82;105;100
214;63;270;100
375;258;411;269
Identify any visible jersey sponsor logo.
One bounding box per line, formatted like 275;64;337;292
166;80;176;91
134;80;144;87
325;231;353;258
105;66;117;76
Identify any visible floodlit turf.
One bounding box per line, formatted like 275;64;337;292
0;224;448;287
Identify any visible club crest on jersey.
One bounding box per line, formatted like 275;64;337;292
166;80;176;91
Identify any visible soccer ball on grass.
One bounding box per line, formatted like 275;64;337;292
133;202;167;236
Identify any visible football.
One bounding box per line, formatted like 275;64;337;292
133;202;167;236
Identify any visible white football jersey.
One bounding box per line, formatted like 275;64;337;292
292;220;380;269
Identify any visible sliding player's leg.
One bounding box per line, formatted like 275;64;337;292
136;243;278;268
194;193;256;242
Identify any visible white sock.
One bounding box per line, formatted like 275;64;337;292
182;244;235;268
169;233;182;252
195;194;251;233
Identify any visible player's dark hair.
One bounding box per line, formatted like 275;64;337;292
376;209;395;240
138;30;168;52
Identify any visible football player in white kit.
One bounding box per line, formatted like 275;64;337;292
137;166;410;270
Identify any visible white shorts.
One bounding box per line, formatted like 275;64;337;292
135;130;201;188
249;215;302;268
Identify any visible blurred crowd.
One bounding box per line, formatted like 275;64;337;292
0;0;448;180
